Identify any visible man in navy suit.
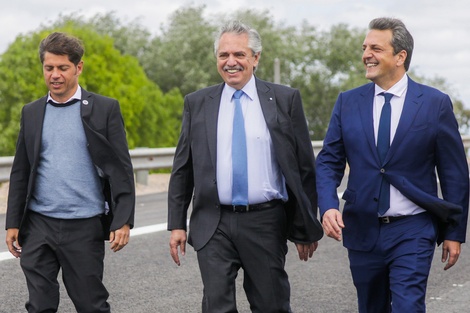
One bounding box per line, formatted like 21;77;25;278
168;20;323;312
316;17;469;312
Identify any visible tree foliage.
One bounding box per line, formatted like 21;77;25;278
0;18;182;156
0;5;468;156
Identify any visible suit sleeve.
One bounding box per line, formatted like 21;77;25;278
287;89;323;243
315;93;348;216
5;107;29;229
106;100;136;230
167;95;194;230
435;95;469;242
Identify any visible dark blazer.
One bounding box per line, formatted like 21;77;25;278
316;77;469;251
168;77;323;251
5;88;135;242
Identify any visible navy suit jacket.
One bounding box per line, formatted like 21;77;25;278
167;77;323;251
316;76;469;251
6;88;135;242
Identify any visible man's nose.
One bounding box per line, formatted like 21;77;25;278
226;54;237;66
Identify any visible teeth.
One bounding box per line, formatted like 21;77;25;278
227;69;238;73
366;63;377;68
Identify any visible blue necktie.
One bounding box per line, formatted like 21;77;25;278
377;92;393;215
232;90;248;205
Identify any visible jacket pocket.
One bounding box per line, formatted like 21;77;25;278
342;188;356;204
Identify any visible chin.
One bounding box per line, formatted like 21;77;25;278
365;71;376;81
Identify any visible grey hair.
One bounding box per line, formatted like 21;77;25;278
369;17;414;71
213;20;262;57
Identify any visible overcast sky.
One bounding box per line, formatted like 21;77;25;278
1;0;469;103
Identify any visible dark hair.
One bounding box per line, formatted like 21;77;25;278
369;17;414;71
39;32;84;66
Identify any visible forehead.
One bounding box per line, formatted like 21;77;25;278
43;52;73;65
217;32;250;52
363;29;393;47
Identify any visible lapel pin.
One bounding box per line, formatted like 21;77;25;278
269;97;273;101
82;100;89;105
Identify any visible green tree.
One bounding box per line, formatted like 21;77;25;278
85;5;470;140
141;5;218;96
90;12;152;60
0;32;51;155
0;21;179;155
138;87;183;147
1;6;468;156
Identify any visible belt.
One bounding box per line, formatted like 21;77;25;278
378;215;410;224
220;199;283;213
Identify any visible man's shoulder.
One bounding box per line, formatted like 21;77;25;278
182;84;224;106
343;82;374;96
83;89;117;104
25;96;47;107
186;84;223;99
255;77;297;94
22;96;47;114
408;78;448;98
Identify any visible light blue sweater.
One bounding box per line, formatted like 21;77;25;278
29;101;105;219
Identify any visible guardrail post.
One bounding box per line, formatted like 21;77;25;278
135;170;149;185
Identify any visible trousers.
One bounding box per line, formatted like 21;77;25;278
20;211;110;313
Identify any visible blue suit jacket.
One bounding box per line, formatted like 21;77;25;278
316;77;469;251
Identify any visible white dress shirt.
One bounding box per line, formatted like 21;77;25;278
373;74;426;217
217;75;288;205
47;85;81;103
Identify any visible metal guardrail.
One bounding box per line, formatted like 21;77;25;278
0;156;14;184
1;137;470;184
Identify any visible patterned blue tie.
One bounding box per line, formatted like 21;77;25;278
232;90;248;205
377;92;393;215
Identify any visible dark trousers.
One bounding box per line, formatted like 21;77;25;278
348;213;437;313
20;211;110;313
196;203;291;313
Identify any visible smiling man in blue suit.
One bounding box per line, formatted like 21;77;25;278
316;17;469;312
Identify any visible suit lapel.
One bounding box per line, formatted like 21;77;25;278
32;97;48;161
205;84;224;169
385;79;423;163
358;84;379;162
256;79;277;132
80;88;93;123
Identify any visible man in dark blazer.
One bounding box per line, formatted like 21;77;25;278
168;21;323;312
5;32;135;312
316;17;469;312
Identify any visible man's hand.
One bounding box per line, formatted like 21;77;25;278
441;240;461;270
6;228;21;258
295;242;318;261
109;224;130;252
322;208;345;241
169;229;187;266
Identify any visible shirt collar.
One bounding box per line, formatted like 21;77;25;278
47;85;82;104
223;75;256;100
374;74;408;98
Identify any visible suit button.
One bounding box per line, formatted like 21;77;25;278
380;168;385;173
373;198;378;202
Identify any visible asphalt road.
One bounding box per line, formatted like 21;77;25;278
1;191;470;313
